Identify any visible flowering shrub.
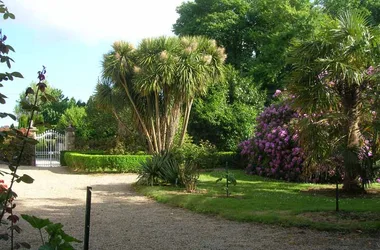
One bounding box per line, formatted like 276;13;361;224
240;104;304;181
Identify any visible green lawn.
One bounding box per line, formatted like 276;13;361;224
135;170;380;232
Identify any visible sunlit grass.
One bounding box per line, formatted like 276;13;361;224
135;170;380;232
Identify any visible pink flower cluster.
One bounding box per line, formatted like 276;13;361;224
240;104;304;181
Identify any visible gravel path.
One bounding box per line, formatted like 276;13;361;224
0;165;379;250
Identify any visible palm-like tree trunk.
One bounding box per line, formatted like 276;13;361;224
155;91;162;152
342;87;362;192
179;98;194;146
120;74;155;152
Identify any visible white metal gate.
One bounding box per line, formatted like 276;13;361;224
35;129;66;167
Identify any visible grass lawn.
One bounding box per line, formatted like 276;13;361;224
135;170;380;232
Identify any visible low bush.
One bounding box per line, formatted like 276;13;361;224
0;127;34;165
137;151;200;192
171;142;238;169
64;152;150;172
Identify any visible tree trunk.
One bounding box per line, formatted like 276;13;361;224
112;109;132;136
120;75;154;152
342;87;362;192
155;91;162;152
179;98;194;146
151;118;158;153
166;102;181;149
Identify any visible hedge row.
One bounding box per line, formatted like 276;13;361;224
63;152;150;173
60;150;105;166
61;151;240;173
212;152;240;169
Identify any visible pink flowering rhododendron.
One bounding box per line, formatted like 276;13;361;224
239;104;304;181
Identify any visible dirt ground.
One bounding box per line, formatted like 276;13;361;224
0;165;379;250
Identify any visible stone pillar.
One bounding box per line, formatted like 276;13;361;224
65;125;75;151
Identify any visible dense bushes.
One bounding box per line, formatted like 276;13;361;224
171;142;239;169
64;152;150;172
0;127;34;165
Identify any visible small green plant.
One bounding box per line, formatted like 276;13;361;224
216;164;237;197
21;214;81;250
137;152;171;186
180;162;199;192
137;150;200;191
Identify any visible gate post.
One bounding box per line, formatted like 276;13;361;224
29;121;38;166
65;125;75;151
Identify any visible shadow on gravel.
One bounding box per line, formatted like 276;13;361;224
15;193;380;250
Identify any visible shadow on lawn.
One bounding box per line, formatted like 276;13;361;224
301;188;380;198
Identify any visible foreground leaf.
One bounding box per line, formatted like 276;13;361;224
21;214;52;229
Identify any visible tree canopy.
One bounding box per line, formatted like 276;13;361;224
99;36;226;153
174;0;315;94
288;10;380;191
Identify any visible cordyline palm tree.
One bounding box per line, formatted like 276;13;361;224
101;41;156;152
288;10;380;192
100;36;226;153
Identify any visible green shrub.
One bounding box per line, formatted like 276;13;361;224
180;162;199;192
137;153;164;186
64;152;150;172
137;151;198;190
0;127;34;165
159;154;182;186
171;141;216;169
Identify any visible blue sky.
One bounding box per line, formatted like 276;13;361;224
1;0;187;126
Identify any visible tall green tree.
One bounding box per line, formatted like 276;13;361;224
173;0;314;93
100;36;226;153
14;82;76;129
315;0;380;25
92;85;145;152
188;66;265;150
288;10;380;191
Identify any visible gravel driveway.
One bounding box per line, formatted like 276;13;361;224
0;165;379;250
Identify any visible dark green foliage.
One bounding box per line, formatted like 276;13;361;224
64;152;149;173
213;152;240;169
82;95;145;152
172;141;239;169
174;0;254;68
0;127;34;165
159;156;182;186
188;66;265;150
174;0;315;93
15;82;77;130
315;0;380;25
171;141;216;169
137;151;202;191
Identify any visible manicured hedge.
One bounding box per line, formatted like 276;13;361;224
64;152;150;173
60;150;105;166
61;150;239;172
